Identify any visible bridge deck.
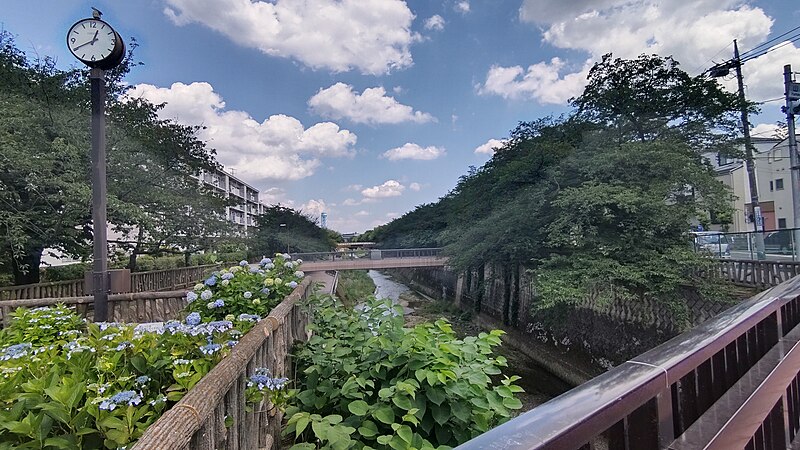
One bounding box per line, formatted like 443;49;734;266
301;256;446;272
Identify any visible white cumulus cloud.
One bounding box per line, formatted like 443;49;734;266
308;83;435;124
474;138;508;154
127;82;357;181
751;122;783;138
483;0;789;104
455;1;470;14
362;180;406;198
162;0;416;75
382;143;446;161
424;15;445;31
409;182;422;191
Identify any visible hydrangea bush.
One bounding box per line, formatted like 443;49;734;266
185;254;304;321
0;254;305;449
283;296;523;450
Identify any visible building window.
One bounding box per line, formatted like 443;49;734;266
776;178;785;190
770;181;774;191
779;218;787;229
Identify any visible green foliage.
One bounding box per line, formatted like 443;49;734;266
369;54;738;311
283;296;523;449
0;32;232;284
250;205;335;257
41;263;90;282
0;306;242;449
184;255;304;321
336;270;376;307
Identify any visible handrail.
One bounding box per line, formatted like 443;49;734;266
133;277;314;450
456;275;800;449
290;248;444;262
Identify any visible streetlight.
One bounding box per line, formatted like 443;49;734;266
279;223;289;254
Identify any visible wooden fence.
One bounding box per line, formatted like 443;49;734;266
130;265;219;293
0;264;219;301
716;258;800;289
0;290;189;327
133;277;314;450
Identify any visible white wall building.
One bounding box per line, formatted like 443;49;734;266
196;169;264;230
708;136;797;232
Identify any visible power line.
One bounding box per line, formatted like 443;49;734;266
741;34;800;64
740;25;800;58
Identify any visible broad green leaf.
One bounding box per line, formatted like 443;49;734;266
373;405;395;425
348;400;370;416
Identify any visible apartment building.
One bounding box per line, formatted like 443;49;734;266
709;136;797;232
197;169;264;230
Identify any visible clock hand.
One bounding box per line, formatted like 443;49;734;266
72;39;95;51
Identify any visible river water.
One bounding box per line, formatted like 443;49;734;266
368;270;409;302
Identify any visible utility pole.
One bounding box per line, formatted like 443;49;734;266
784;64;800;259
733;40;766;260
90;68;109;320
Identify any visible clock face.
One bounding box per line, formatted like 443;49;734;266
67;19;117;64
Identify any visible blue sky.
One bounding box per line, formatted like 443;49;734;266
3;0;799;233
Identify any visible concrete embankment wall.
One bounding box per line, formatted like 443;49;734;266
389;265;734;373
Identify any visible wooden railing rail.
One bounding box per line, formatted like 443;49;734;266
0;264;219;301
133;277;314;450
130;264;220;292
0;290;189;327
456;275;800;450
0;278;85;301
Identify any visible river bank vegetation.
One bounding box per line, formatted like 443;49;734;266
359;54;743;315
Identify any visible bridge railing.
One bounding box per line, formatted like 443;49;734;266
456;275;800;450
290;247;443;262
716;258;800;289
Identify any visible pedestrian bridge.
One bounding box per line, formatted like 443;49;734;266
291;247;447;272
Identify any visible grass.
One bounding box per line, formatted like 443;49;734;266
336;270;376;307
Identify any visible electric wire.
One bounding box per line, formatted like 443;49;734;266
740;25;800;58
741;34;800;64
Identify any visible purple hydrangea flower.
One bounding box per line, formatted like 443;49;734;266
204;276;217;287
186;291;198;303
239;260;248;266
221;272;235;280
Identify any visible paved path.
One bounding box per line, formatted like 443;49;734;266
305;271;337;295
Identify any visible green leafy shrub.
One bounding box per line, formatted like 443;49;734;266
0;253;306;449
184;254;304;321
283;296;523;450
0;307;242;449
41;263;89;282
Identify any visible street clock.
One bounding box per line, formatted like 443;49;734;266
66;17;125;69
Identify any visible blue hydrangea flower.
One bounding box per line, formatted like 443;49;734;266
185;312;201;326
208;320;233;332
221;272;235;280
135;375;150;386
288;281;298;289
207;299;225;309
260;257;272;265
204;276;217;287
243;291;252;299
261;288;270;295
247;368;289;391
99;390;142;411
116;341;132;351
294;271;305;278
1;343;32;361
186;291;198;303
201;290;213;301
238;314;261;322
263;263;275;270
239;260;248;266
200;343;222;355
249;266;260;273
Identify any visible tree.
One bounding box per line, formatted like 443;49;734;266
0;33;230;283
249;205;334;257
571;53;740;150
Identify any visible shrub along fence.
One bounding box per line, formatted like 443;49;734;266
132;277;314;450
0;264;220;301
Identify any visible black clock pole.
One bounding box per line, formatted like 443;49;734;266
90;67;109;321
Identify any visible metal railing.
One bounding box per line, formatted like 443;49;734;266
290;247;443;262
693;227;800;261
457;275;800;449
